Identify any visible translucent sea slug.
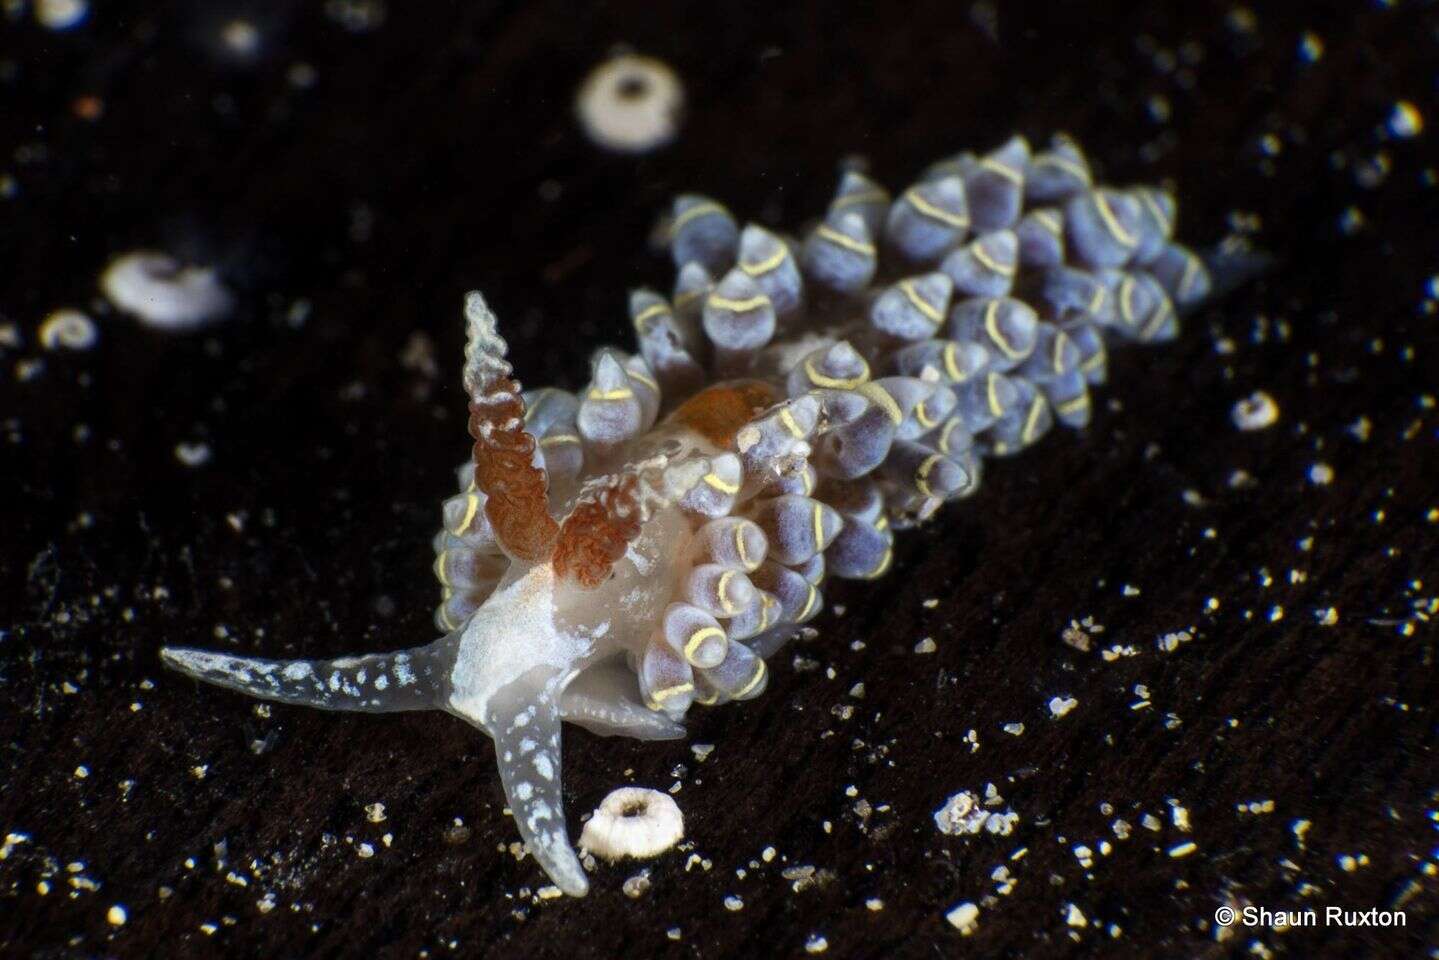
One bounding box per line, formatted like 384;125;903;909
162;133;1242;896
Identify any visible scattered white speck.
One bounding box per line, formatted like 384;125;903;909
621;871;651;898
74;765;89;779
914;637;937;654
101;252;233;331
35;0;88;30
365;802;387;823
107;904;127;926
934;788;1020;836
175;442;212;467
934;791;987;835
356;842;374;859
1315;607;1338;626
1389;100;1423;139
1048;696;1078;719
804;934;829;953
1232;390;1279;431
1308;462;1334;485
1157;630;1192;653
723;894;744;911
1002;722;1025;736
579;787;684;861
39;309;98;351
1065;902;1087;927
866;897;884;911
1168;841;1197;858
576;54;684;153
946;901;980;935
690;743;714;761
220;19;261;58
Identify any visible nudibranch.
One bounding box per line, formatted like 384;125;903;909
162;133;1244;896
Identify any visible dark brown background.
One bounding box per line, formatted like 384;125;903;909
2;1;1436;957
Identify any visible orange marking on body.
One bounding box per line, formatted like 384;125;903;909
553;474;642;588
665;380;783;448
468;380;559;563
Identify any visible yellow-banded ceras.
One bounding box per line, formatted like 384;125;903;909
161;133;1227;896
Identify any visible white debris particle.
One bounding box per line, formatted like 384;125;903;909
865;897;884;911
1142;814;1162;831
945;901;980;935
1168;841;1197;858
914;637;937;654
934;791;987;835
804;934;829;953
35;0;88;30
356;843;374;859
536;885;563;900
1315;607;1338;626
1237;799;1275;816
0;833;29;860
74;765;89;779
101;252;233;331
1171;804;1192;832
579;787;684;861
1292;819;1312;844
576;54;684;153
1065;902;1087;927
935;788;1020;837
1073;844;1094;868
365;802;386;823
1048;696;1078;719
220;19;261;57
1308;462;1334;485
1232;390;1279;431
1269;605;1284;622
107;904;127;926
191;765;208;780
39;309;98;350
175;442;212;467
723;894;744;911
1122;583;1141;597
1002;722;1025;736
761;846;776;862
690;743;714;761
1157;630;1193;653
1112;819;1131;839
666;927;681;941
622;871;651;898
1389;100;1423;139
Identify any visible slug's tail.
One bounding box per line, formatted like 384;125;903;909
160;637;456;713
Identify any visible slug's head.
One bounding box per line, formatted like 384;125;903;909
450;292;749;895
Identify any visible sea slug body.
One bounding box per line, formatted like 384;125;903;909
162;132;1239;896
